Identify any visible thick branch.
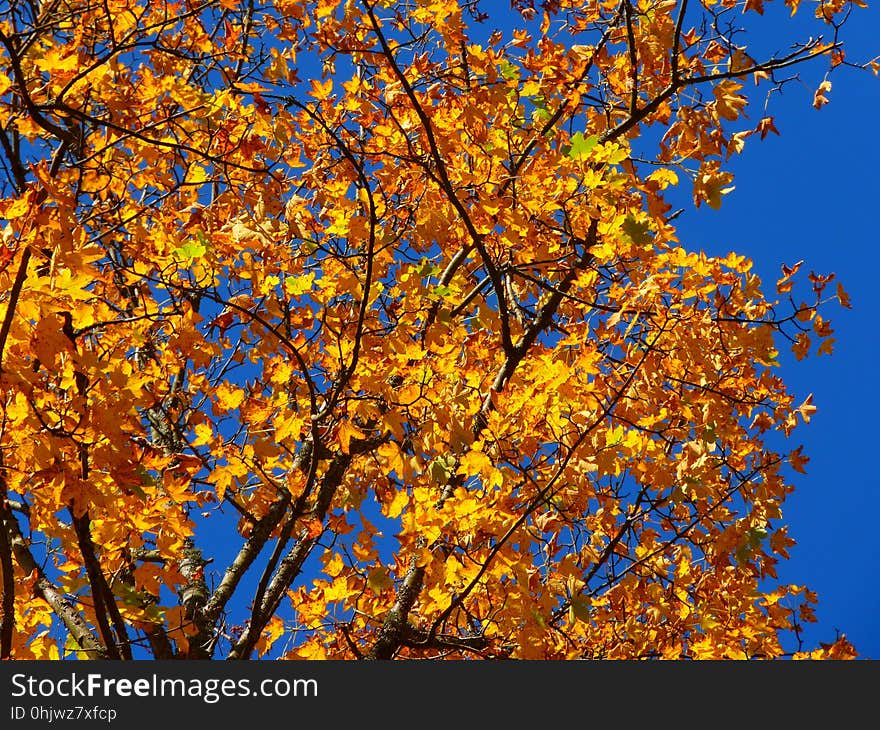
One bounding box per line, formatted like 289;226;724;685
0;494;15;658
0;29;77;145
178;538;213;659
365;555;426;660
199;441;317;630
226;451;352;660
1;503;107;658
70;512;123;659
226;436;384;660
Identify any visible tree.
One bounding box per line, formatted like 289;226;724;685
0;0;871;661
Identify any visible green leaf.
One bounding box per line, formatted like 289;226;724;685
174;239;207;260
734;527;769;564
367;567;392;593
621;215;653;246
748;526;768;548
563;132;598;160
112;581;146;607
499;59;520;82
428;454;457;484
63;634;83;659
571;596;591;622
532;107;553;124
532;607;547;628
417;257;440;277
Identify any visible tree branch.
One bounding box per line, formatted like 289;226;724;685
1;497;107;658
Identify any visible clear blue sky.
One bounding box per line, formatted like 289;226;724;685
665;3;879;658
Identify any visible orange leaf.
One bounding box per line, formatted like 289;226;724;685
309;78;333;100
813;81;832;109
790;446;810;474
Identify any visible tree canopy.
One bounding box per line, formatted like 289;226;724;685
0;0;870;660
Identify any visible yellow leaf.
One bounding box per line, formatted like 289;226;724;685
192;423;213;446
34;48;80;73
315;0;338;18
188;164;209;183
646;168;678;189
51;268;94;300
323;552;345;578
215;383;245;411
274;413;303;443
4;196;30;219
384;489;409;519
795;394;816;424
258;616;285;657
310;77;333;100
813;80;832;109
337;420;366;454
286;272;315;296
323;576;356;603
457;448;492;478
377;441;405;476
694;161;735;209
712;80;747;121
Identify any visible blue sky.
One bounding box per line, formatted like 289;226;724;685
663;3;879;657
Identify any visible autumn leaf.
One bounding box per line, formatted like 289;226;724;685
337;420;366;454
756;116;780;140
776;259;804;294
694;161;736;209
813;80;832;109
310;77;333;100
795;394;817;424
790;446;810;474
33;48;80;73
457;448;492;478
214;382;245;411
712;80;748;122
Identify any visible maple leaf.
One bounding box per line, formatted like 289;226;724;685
776;259;804;294
744;0;765;13
712;80;748;122
795;394;817;424
214;383;245;411
336;421;366;454
756;116;780;139
790;446;810;474
309;77;333;100
694;161;736;209
33;48;80;73
813;80;832;109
